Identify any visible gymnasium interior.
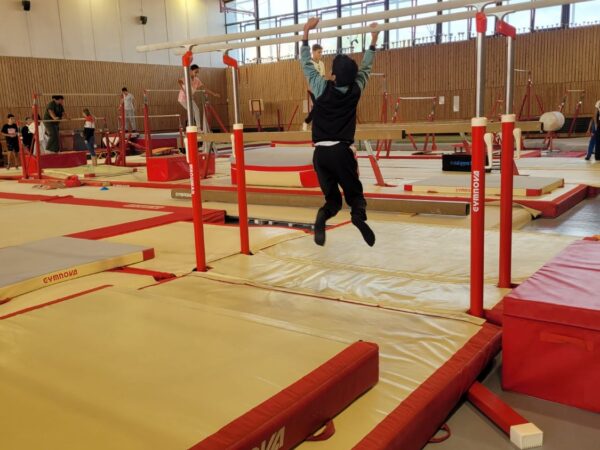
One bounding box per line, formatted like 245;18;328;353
0;1;599;449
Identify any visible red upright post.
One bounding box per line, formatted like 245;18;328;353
470;117;487;318
183;49;207;272
143;91;152;158
119;103;127;166
499;114;515;288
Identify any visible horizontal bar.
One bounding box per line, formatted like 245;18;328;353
136;0;481;52
37;93;121;97
198;121;541;143
178;0;582;55
40;117;107;123
399;97;437;100
129;114;181;119
183;0;583;55
144;89;181;93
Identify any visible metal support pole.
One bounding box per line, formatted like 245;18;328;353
183;46;207;272
224;52;250;255
496;17;517;289
475;11;487;118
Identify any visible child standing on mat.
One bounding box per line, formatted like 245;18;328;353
82;108;97;166
2;114;20;170
300;18;379;246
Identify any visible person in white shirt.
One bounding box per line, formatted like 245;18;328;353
303;43;326;131
121;87;136;132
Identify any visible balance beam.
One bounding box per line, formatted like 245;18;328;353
172;188;470;216
198;121;541;143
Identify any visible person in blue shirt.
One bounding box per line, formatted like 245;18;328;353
300;17;379;247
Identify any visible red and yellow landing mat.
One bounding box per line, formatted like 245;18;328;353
0;237;153;302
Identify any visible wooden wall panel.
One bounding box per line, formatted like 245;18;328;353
0;57;228;133
227;25;600;129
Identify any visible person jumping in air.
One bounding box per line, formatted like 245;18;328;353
300;17;379;247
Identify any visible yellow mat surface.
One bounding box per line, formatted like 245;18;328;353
43;164;136;179
0;201;165;248
146;275;482;449
259;222;576;285
0;285;347;450
105;222;305;275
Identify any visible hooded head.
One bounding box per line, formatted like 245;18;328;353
331;54;358;88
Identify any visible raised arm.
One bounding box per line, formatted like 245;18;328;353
300;18;327;99
356;23;380;91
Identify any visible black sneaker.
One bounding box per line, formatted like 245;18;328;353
585;155;591;161
314;209;327;246
351;216;375;247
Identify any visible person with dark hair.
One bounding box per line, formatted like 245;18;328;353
301;18;379;246
21;117;33;151
43;95;67;152
1;114;20;169
82;108;97;166
177;64;220;130
121;87;136;132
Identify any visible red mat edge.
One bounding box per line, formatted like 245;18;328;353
191;341;379;450
353;323;501;450
0;285;112;320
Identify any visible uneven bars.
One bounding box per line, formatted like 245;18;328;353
172;0;585;55
144;89;181;93
136;0;482;52
399;97;437;100
40;117;107;123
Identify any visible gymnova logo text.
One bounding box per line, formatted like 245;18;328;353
43;269;78;284
472;170;481;213
252;427;285;450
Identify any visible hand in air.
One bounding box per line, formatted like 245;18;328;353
304;17;320;32
369;22;380;44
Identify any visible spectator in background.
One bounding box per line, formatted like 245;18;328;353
21;117;34;151
1;114;20;170
177;64;220;131
82;108;97;166
303;43;326;132
585;100;600;161
28;114;49;154
44;95;67;152
121;87;137;133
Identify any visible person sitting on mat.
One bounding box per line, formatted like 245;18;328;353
82;108;97;166
303;44;326;132
300;17;379;247
585;100;600;161
2;114;20;170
